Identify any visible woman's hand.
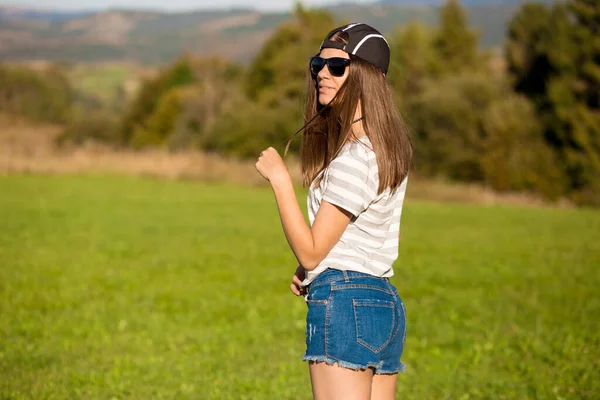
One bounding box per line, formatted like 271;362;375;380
255;147;290;187
290;265;306;296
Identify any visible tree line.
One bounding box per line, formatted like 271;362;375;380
1;0;598;206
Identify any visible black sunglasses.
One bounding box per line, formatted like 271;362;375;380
310;56;351;77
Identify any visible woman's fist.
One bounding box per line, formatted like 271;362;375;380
255;147;290;186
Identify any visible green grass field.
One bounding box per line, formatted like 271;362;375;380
68;64;139;106
0;174;598;399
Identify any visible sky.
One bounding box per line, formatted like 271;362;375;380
0;0;377;12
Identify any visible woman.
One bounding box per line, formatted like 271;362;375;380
255;23;412;400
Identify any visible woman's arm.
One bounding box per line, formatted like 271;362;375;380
271;177;351;270
256;147;352;270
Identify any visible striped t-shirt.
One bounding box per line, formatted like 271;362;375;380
302;136;408;286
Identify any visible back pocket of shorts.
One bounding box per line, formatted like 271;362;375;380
353;299;395;354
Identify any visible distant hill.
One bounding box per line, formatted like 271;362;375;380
0;7;93;22
379;0;551;4
0;2;552;65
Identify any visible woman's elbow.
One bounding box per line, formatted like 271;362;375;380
302;262;318;271
299;255;322;271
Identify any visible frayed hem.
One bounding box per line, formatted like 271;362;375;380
377;363;407;375
303;355;376;371
302;355;407;375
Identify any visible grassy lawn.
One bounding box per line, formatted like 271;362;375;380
0;174;598;399
68;64;142;106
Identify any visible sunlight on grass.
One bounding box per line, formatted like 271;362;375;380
0;175;598;399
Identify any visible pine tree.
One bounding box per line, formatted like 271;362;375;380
433;0;480;75
505;3;554;101
560;0;600;203
388;22;439;106
506;0;600;204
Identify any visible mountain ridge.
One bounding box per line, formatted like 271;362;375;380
378;0;533;5
0;2;553;65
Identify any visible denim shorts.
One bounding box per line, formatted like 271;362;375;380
302;269;407;374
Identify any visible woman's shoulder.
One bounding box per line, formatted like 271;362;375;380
341;135;372;155
330;136;378;181
340;136;377;169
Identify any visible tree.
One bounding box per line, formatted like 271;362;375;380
245;4;336;106
408;72;501;180
505;3;555;100
231;5;338;156
0;64;72;124
130;87;184;148
119;56;242;150
119;56;195;145
506;0;600;204
481;94;565;198
387;22;439;109
433;0;481;75
561;0;600;204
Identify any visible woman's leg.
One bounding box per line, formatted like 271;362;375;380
370;374;398;400
309;361;373;400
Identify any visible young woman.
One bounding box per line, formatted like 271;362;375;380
255;23;412;400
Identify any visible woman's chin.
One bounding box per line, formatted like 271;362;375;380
318;95;333;106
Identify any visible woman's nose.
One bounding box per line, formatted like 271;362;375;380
317;65;331;80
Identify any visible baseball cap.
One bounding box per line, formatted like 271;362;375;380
320;23;391;75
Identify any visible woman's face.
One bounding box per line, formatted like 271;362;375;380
315;48;350;106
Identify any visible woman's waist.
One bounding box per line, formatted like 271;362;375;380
307;267;393;289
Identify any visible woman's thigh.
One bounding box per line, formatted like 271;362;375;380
309;361;373;400
371;373;398;400
308;362;398;400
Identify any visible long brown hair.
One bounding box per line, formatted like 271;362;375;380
285;33;413;195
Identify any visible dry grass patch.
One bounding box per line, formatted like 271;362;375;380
0;116;561;207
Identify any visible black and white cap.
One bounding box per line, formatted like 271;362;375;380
320;23;390;75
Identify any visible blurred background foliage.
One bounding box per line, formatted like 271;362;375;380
0;0;598;205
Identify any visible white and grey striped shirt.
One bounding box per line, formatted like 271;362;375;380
302;136;408;286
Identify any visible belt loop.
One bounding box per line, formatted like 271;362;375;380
343;270;349;282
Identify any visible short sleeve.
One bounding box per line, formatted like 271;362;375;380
321;152;376;217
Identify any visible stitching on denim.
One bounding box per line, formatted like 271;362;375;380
384;278;396;295
384;280;403;342
309;273;348;288
391;297;402;341
307;280;331;301
324;289;332;359
353;300;394;307
401;301;407;344
308;272;389;290
306;299;327;305
387;303;401;344
331;284;394;296
353;299;395;354
309;278;338;290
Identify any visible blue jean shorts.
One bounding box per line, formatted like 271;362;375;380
302;269;407;374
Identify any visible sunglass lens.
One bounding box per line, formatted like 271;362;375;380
310;57;325;76
328;58;348;77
